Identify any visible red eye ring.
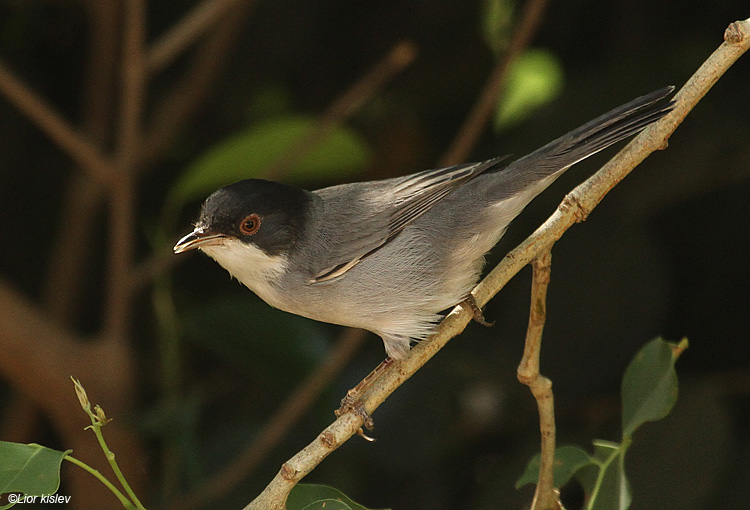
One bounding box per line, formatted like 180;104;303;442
239;213;261;235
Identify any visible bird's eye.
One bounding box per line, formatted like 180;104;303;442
239;214;261;235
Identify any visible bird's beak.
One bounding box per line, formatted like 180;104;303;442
173;229;226;254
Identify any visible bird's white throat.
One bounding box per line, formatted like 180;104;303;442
200;239;288;306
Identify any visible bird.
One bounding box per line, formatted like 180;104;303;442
174;87;674;361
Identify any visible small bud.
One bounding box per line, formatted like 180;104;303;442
94;405;111;426
71;377;91;413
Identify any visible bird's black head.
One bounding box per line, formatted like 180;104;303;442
174;179;312;256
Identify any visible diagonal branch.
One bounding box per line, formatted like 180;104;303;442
265;40;417;181
172;329;367;510
147;0;253;73
142;2;253;166
0;59;115;185
242;18;750;510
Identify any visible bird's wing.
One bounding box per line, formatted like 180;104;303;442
310;156;509;283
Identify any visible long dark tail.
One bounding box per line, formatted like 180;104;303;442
505;86;674;180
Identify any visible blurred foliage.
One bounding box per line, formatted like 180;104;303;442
288;484;389;510
182;296;330;387
164;115;371;223
481;0;516;54
494;48;564;129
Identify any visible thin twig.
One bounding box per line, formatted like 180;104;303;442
265;40;418;180
0;59;114;185
517;251;561;510
439;0;549;166
172;329;366;510
64;455;136;510
142;2;253;166
242;18;750;510
147;0;251;73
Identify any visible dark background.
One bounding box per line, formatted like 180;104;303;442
0;1;748;509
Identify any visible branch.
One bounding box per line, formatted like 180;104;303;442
264;40;417;180
103;0;147;339
141;2;253;166
243;18;750;510
147;0;253;73
172;329;366;510
43;2;120;324
516;251;561;510
439;0;549;167
0;278;145;507
0;59;114;185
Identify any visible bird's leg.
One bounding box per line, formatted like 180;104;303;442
463;294;494;327
335;356;394;441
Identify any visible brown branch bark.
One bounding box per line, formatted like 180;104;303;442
517;251;562;510
243;18;750;510
142;2;255;166
147;0;250;73
0;59;115;185
43;2;116;318
103;0;146;339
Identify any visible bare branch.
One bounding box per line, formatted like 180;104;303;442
147;0;254;73
43;2;120;324
517;251;562;510
439;0;549;167
265;40;418;180
0;59;114;185
243;18;750;510
173;329;366;510
103;0;147;339
142;3;252;166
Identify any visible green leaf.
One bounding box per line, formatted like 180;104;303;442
287;484;389;510
166;115;371;218
516;445;595;489
0;442;69;508
481;0;515;54
495;49;563;129
182;296;329;390
621;338;687;438
584;440;631;510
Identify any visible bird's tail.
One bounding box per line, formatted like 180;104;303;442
501;86;675;184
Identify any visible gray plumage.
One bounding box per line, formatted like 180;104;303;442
175;87;674;359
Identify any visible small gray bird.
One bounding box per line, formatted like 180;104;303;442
175;87;673;360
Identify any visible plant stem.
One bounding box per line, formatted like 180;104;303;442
586;437;632;509
64;455;136;509
89;423;147;510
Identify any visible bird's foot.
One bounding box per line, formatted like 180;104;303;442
334;357;394;441
463;295;494;327
336;391;376;441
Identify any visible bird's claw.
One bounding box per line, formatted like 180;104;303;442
463;295;494;327
336;392;376;441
